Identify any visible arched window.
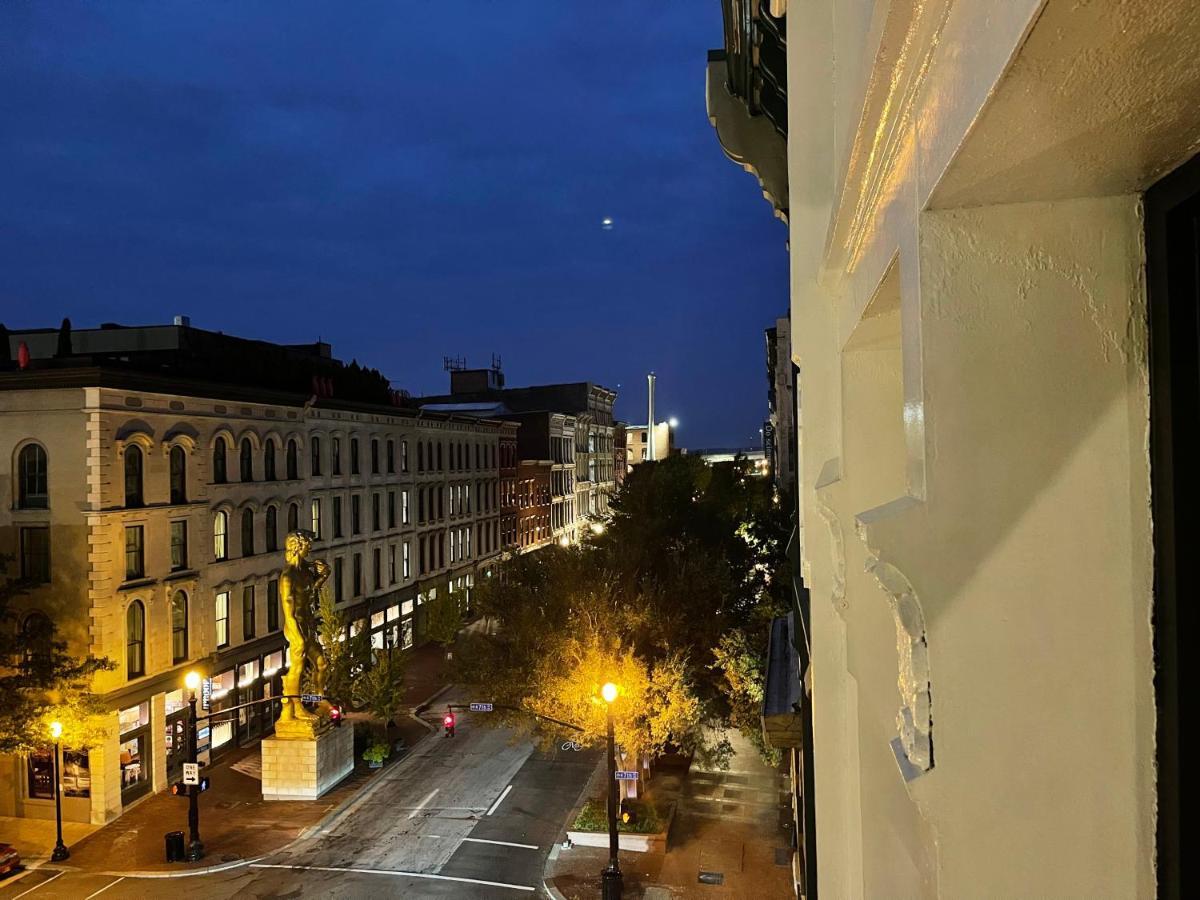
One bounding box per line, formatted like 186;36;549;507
213;437;228;484
241;507;255;556
265;505;278;552
169;445;187;504
287;502;299;533
124;445;144;507
214;510;228;560
20;612;52;669
240;438;254;482
17;444;48;509
311;436;322;477
170;591;188;664
286;439;298;480
126;600;145;679
264;439;276;481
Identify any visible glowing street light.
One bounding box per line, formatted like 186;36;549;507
559;535;571;548
600;682;622;899
48;720;68;861
183;670;205;861
590;522;606;535
668;417;679;429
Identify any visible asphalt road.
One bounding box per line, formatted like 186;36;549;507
1;708;599;899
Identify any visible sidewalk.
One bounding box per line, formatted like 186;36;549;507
546;730;797;900
5;642;451;876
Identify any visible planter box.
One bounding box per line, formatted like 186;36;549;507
566;802;675;854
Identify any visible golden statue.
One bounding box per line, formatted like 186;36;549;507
276;530;332;739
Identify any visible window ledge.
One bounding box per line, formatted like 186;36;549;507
119;577;155;592
164;569;198;582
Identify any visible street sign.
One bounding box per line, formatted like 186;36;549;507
469;702;494;712
614;770;639;781
301;693;324;704
183;762;200;786
200;678;213;711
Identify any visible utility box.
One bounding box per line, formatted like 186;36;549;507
165;830;185;863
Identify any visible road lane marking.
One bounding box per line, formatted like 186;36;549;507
83;877;125;899
408;787;440;819
11;872;62;899
486;783;513;816
249;863;535;892
464;836;539;850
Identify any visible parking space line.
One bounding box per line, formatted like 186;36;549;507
486;783;513;816
83;877;124;899
407;787;439;819
249;862;535;892
11;871;62;900
463;837;538;850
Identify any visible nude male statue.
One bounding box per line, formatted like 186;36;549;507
278;530;331;729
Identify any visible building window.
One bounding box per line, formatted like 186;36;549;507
388;545;397;584
213;437;228;484
241;507;255;556
333;496;344;538
124;445;144;507
311;436;322;477
171;591;188;664
126;600;145;678
264;439;276;481
124;526;145;580
334;557;344;603
214;511;228;561
401;440;409;473
418;488;425;523
417;442;424;473
170;520;188;570
311;498;322;540
386;440;395;474
19;527;50;583
352;494;361;534
240;438;254;482
388;491;396;529
437;442;443;471
402;541;410;579
371;439;380;475
267;579;280;632
169;445;187;504
286;439;298;480
332;437;342;476
242;585;256;640
373;547;381;590
287;502;299;533
373;493;381;531
402;489;410;525
17;444;48;509
265;505;278;552
215;591;230;648
350;438;360;475
353;553;362;596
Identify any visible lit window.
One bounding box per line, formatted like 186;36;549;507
17;444;48;509
215;591;230;648
214;511;228;560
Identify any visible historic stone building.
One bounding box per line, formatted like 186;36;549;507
710;0;1194;897
0;322;507;825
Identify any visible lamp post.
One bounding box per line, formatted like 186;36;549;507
600;682;622;900
184;670;204;862
48;721;69;862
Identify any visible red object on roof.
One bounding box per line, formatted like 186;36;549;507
17;341;29;369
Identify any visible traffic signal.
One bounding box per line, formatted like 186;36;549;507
443;710;455;737
171;781;188;797
198;776;210;793
329;705;343;727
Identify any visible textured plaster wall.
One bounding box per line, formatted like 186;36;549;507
787;0;1166;896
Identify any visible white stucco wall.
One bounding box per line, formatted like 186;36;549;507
785;0;1186;895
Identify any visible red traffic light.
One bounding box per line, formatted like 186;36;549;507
443;713;454;727
170;781;188;796
329;705;343;727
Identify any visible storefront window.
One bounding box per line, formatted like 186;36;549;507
62;751;90;798
118;704;151;802
401;618;414;650
238;659;259;688
26;751;53;799
263;650;284;677
119;701;149;733
165;689;186;717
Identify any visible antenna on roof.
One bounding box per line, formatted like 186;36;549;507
443;355;467;372
491;353;502;373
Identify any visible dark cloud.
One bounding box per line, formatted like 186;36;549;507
0;0;787;448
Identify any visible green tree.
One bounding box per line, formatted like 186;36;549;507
311;586;370;707
351;648;406;739
0;554;113;754
423;586;462;658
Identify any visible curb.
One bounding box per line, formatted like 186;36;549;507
542;754;606;900
410;682;455;733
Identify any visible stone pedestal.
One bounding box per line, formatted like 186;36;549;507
261;726;354;801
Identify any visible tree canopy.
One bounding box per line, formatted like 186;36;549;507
459;454;791;762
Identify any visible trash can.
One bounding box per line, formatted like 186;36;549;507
165;830;185;863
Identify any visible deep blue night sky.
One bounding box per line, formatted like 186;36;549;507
0;2;788;448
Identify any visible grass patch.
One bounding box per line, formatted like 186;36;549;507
573;797;664;835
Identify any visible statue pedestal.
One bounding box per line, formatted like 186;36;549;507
261;725;354;801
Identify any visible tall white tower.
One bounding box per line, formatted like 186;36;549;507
647;372;656;461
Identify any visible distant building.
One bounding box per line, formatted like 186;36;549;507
0;320;507;825
765;315;797;506
624;422;674;469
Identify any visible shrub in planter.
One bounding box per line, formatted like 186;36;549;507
363;742;391;768
573;797;663;835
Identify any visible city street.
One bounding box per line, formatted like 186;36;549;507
0;708;598;899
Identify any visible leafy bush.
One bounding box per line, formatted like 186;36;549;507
362;742;391;765
573;797;664;835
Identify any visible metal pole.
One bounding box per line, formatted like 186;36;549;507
187;692;204;861
601;704;622;899
647;373;656;462
51;741;69;862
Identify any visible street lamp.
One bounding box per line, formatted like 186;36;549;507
184;670;205;861
600;682;622;900
48;721;69;862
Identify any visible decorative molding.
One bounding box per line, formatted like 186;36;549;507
814;458;847;618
